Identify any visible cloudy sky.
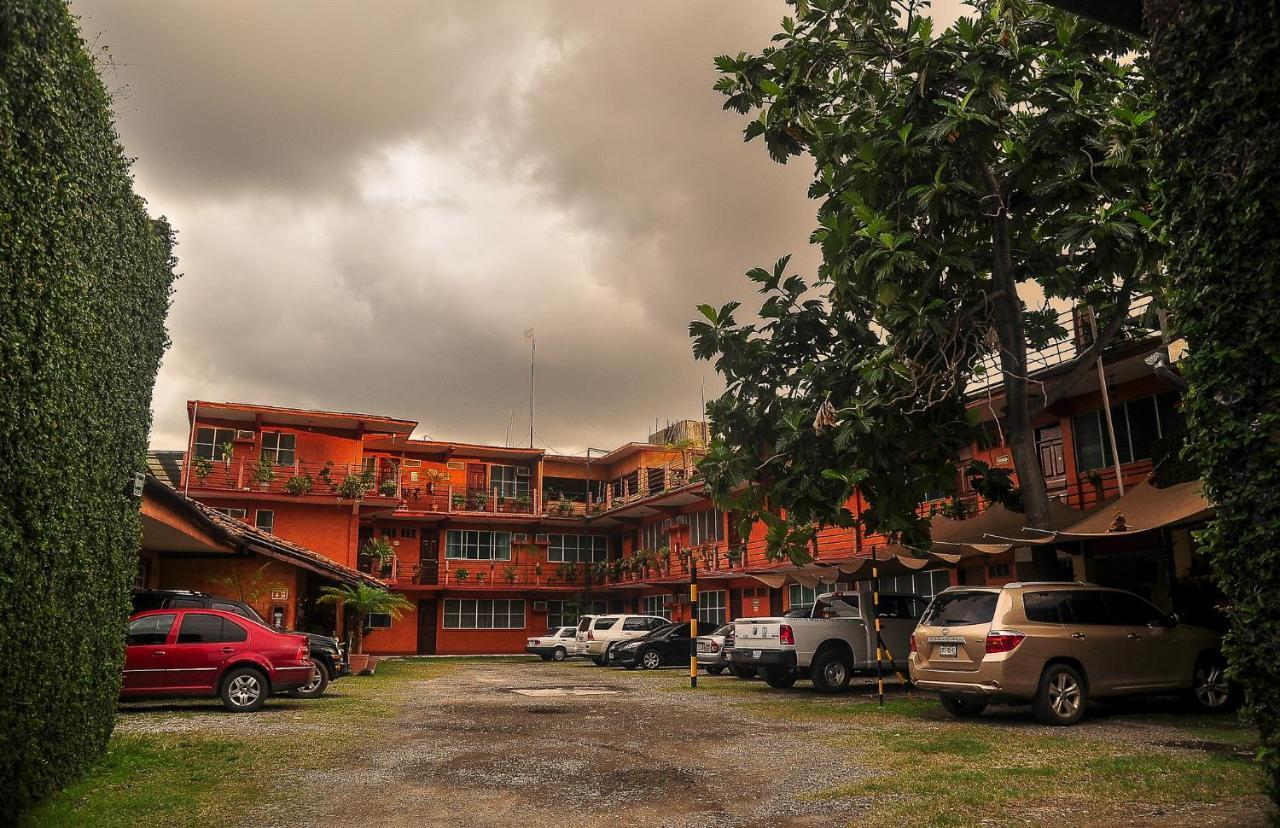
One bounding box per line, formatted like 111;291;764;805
72;1;961;454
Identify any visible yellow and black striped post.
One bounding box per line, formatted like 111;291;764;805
873;550;883;706
690;563;698;689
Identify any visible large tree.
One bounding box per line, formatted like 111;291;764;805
693;0;1161;568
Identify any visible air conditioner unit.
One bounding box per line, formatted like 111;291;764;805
534;533;550;544
234;429;256;441
672;515;689;526
660;518;674;531
532;601;548;611
513;532;529;543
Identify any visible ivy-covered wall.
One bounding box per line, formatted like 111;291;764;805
0;1;176;816
1148;0;1280;806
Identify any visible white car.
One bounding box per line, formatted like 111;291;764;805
525;626;578;661
576;614;669;665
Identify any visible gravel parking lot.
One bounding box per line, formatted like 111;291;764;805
98;657;1271;827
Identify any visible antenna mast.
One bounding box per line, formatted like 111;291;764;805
525;329;535;448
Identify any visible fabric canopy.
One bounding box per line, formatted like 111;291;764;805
929;500;1085;554
1025;478;1210;542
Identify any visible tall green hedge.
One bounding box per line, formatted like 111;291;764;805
1148;0;1280;806
0;1;176;816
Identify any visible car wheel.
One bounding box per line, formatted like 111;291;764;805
729;664;757;680
1188;654;1239;712
591;656;605;666
220;667;268;712
939;693;987;719
288;662;329;699
706;665;725;676
552;647;568;662
640;649;662;670
1033;663;1087;726
762;666;798;689
810;649;853;694
539;653;552;661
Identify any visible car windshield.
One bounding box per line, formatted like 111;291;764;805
921;591;999;627
577;617;594;632
712;624;731;637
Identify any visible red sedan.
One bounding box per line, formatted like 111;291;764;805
122;608;313;711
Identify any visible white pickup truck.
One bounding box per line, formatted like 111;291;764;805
725;591;925;693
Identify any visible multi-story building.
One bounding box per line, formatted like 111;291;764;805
149;302;1210;654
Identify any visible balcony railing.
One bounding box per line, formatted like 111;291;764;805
183;455;383;499
395;485;537;515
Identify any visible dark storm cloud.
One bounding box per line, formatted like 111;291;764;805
72;0;962;452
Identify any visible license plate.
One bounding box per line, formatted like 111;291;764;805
939;644;958;658
751;650;761;659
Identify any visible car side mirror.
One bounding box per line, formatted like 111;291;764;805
1166;612;1180;627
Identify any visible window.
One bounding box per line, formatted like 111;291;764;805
642;595;670;620
260;432;296;466
548;534;607;563
401;527;417;539
882;569;951;598
212;507;247;520
211;601;262;623
698;589;726;626
443;599;525;629
1023;591;1069;624
127;613;175;646
255;509;274;534
1063;590;1112;625
640;522;664;552
177;613;247;644
366;612;393;629
920;591;999;626
546;600;604;630
689;509;725;546
623;617;652;631
1102;591;1167;627
1072;392;1183;472
193;427;236;460
877;595;925;620
987;563;1012;579
381;528;397;538
789;584;816;609
490;465;531;498
445;530;512;560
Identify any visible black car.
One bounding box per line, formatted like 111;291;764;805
130;589;347;697
608;622;698;670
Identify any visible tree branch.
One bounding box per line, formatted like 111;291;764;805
1034;286;1135;414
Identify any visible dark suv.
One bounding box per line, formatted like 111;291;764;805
131;589;347;698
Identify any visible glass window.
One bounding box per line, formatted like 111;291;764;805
623;617;650;631
698;590;727;625
193;427;236;460
442;599;525;629
548;534;608;563
921;591;999;626
1073;393;1182;472
689;510;725;546
212;507;247;520
1064;590;1113;625
642;595;670;620
490;465;530;498
592;617;619;631
366;612;392;629
177;613;243;644
127;613;175;646
254;509;274;534
1023;591;1068;624
789;584;817;609
640;522;664;552
260;432;295;466
445;530;512;560
1102;591;1166;627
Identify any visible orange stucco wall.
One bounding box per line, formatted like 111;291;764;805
158;555;304;630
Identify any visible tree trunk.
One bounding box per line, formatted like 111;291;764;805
984;169;1061;578
1146;0;1280;805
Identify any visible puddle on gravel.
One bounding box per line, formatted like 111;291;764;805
507;686;620;697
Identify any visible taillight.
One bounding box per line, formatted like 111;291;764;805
909;634;917;653
297;644;309;660
985;631;1025;654
587;630;595;641
725;631;735;647
709;641;720;653
779;624;795;646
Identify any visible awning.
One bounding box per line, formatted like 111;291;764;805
1024;479;1210;542
929;500;1085;554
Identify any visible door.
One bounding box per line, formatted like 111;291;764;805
1036;425;1068;498
419;536;439;585
729;589;743;623
1061;590;1134;694
122;613;177;692
466;463;487;498
166;612;248;691
417;599;438;655
1102;591;1183;689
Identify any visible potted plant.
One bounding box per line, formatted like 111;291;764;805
285;473;313;495
503;565;518;585
337;469;371;500
556;499;574;516
379;477;399;498
192;456;213;485
251;457;276;490
317;460;336;491
726;547;743;568
451;492;467;510
316;584;411;674
454;568;470;583
469;490;488;510
362;537;395;577
514;494;532;512
475;571;488;585
219;441;235;468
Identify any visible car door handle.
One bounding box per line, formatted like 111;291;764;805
1127;633;1141;640
1070;633;1086;640
153;651;166;656
221;646;235;653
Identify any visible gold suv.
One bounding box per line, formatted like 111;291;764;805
909;582;1234;725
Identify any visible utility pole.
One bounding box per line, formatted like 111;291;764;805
525;329;535;449
689;563;698;689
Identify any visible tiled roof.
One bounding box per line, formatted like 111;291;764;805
146;450;185;488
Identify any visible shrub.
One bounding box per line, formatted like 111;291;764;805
0;2;176;816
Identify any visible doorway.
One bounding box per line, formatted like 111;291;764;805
417;599;438;655
419;535;439;585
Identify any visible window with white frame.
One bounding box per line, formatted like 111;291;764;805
212;507;247;520
260;432;296;466
642;594;670;620
789;584;817;609
254;509;274;534
548;534;607;563
445;530;512;560
194;427;237;460
640;522;663;552
689;509;724;546
882;569;951;598
545;599;605;630
443;599;525;629
366;612;392;629
697;589;726;625
490;465;531;498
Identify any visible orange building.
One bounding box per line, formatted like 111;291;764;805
157;306;1207;654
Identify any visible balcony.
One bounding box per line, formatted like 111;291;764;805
395;485;537;516
183;454;385;500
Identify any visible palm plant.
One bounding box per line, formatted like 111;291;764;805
316;584;412;654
